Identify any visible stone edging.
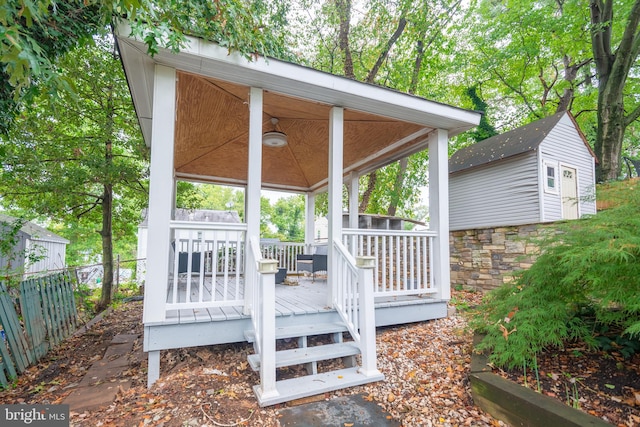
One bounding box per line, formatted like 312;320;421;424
469;336;610;427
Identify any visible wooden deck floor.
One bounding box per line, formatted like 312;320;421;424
147;274;446;351
164;274;439;325
165;275;335;324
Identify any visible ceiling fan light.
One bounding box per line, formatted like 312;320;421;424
262;131;288;147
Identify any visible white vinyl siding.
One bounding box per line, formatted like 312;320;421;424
539;114;596;221
450;153;540;230
25;238;67;274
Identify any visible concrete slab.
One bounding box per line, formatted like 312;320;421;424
62;334;139;412
110;334;139;344
78;360;129;387
278;394;400;427
63;381;131;412
103;341;135;359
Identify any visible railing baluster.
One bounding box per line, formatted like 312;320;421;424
416;236;422;291
166;221;247;311
198;233;205;302
342;228;438;298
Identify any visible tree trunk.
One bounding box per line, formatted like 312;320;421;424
595;88;626;181
97;183;114;311
387;158;408;217
336;0;354;78
97;86;116;311
409;40;425;95
590;0;640;181
359;171;377;212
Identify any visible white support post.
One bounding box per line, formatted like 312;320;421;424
348;172;359;254
244;87;263;315
356;256;381;377
144;65;176;325
147;350;160;388
428;128;451;301
144;65;176;388
257;259;279;401
328;107;344;305
305;192;315;253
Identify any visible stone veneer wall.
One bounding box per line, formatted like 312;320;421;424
449;223;548;291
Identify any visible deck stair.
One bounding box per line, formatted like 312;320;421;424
245;321;384;406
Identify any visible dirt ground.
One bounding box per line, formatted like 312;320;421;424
1;290;637;426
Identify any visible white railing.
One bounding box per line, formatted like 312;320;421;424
342;229;437;297
332;240;381;377
259;242;305;273
332;241;361;344
249;236;263;354
167;221;247;310
249;236;279;401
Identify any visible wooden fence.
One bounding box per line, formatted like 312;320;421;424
0;271;78;388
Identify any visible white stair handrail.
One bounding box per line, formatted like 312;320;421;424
249;236;279;401
332;239;381;378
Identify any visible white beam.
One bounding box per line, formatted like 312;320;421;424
428;129;450;300
305;193;315;252
328;107;344;305
348;172;359;229
244;87;263;314
144;65;176;325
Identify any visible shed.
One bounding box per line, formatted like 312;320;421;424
449;111;597;231
0;214;69;277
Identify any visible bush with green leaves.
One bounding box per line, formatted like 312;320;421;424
471;181;640;368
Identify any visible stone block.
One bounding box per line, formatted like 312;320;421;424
491;232;506;245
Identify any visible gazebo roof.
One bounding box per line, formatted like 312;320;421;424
116;23;481;192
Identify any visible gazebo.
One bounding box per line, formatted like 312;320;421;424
115;22;481;406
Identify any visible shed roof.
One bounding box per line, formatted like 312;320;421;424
0;214;70;244
449;112;595;174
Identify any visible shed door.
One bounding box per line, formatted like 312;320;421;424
561;166;579;220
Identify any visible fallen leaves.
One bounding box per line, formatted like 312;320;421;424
11;290;637;427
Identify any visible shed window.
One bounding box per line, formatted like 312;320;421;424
543;161;558;193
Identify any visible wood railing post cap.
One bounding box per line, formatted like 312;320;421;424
356;256;376;269
257;259;279;274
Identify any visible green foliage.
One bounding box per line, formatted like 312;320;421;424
194;183;245;220
0;35;148;309
465;86;498;143
1;0;291;136
268;195;305;242
471;181;640;368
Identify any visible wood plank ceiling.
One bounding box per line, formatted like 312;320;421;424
174;71;431;191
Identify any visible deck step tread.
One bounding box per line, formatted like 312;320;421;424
244;322;348;343
248;342;360;371
253;367;385;407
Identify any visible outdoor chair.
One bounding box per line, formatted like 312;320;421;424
296;254;327;281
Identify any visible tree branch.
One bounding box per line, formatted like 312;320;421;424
625;103;640;127
366;17;407;83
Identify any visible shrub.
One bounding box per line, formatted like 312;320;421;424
471;180;640;368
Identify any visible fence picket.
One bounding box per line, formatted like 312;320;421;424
0;283;18;387
19;279;47;360
0;272;78;388
0;283;31;372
